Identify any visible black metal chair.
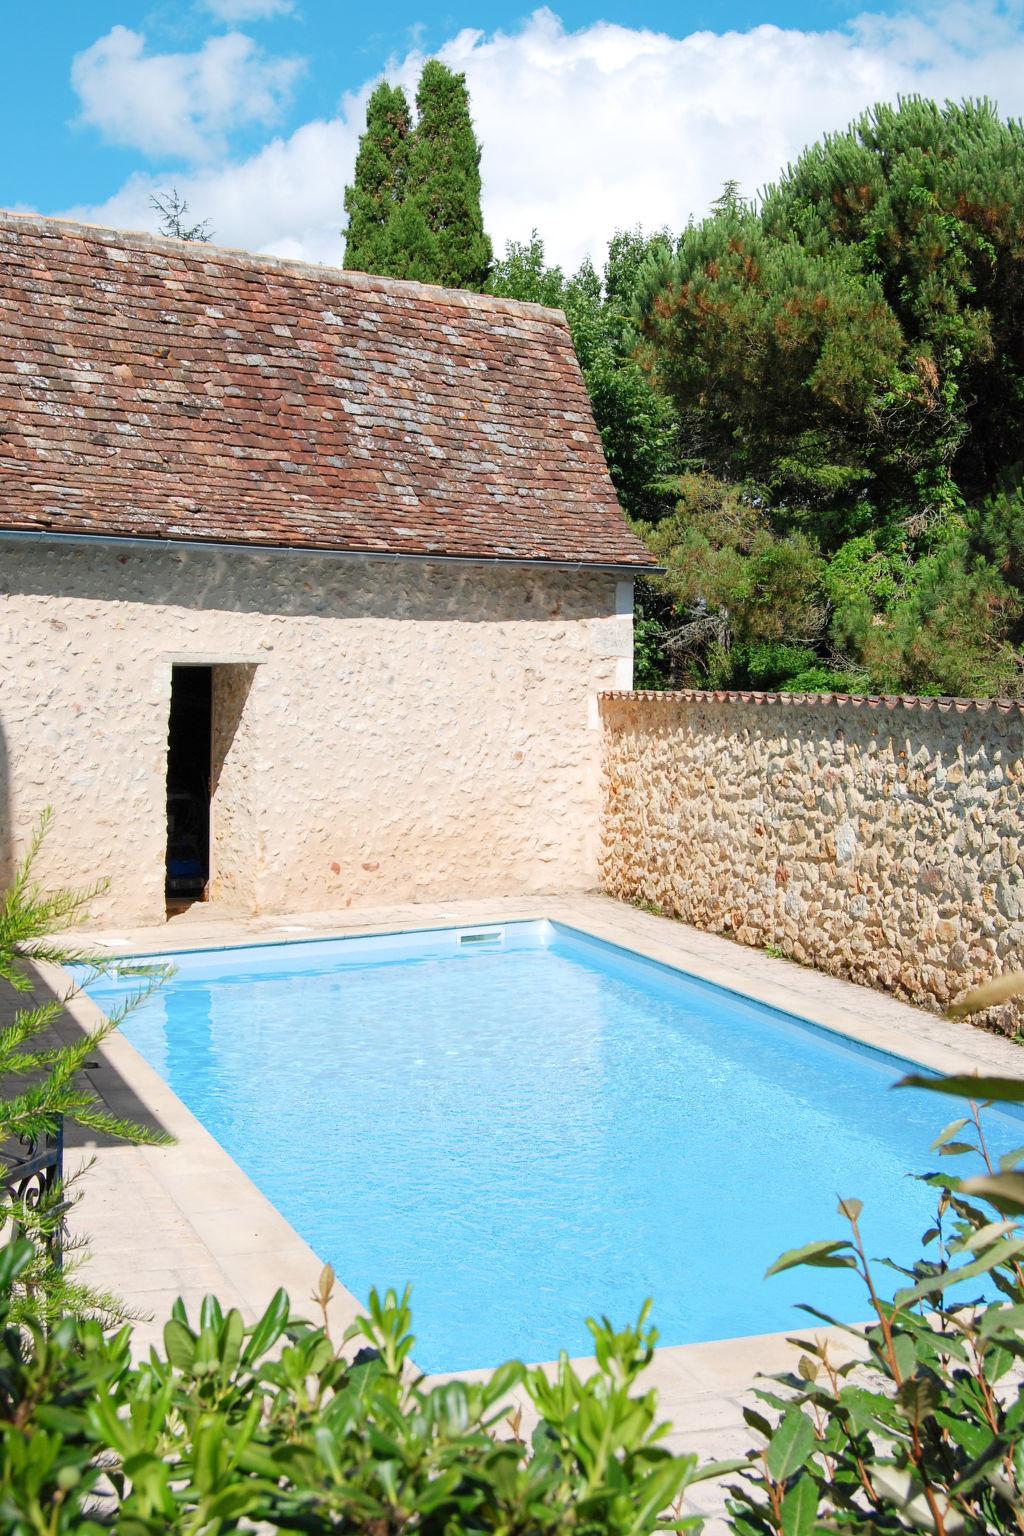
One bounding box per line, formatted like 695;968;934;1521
0;1118;65;1266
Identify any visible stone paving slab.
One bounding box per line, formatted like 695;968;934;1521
10;892;1023;1527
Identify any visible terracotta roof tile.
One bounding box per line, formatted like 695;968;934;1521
0;212;653;568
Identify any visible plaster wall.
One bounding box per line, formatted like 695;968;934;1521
0;540;633;925
209;663;260;909
601;691;1024;1024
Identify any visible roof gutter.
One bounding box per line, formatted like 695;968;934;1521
0;528;663;576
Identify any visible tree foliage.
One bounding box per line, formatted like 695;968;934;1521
629;98;1024;696
0;1255;723;1534
150;190;212;243
341;83;413;277
343;63;491;290
404;60;492;289
488;228;688;689
346;91;1024;694
488;229;681;529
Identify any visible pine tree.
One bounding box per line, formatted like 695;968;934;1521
405;61;492;290
631;96;1024;697
342;82;413;273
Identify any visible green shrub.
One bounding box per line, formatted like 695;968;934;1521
729;1047;1024;1534
0;1255;728;1534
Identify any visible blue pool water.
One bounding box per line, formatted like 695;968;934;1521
79;921;1024;1372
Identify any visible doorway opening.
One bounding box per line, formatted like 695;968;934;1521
165;665;212;913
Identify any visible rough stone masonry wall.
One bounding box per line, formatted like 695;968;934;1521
0;540;633;927
600;690;1024;1023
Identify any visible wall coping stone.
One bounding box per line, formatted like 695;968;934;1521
599;689;1024;716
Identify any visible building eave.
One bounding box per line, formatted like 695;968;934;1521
0;527;662;577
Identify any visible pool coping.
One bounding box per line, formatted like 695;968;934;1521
26;891;1024;1527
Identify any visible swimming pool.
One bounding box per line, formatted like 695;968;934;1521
79;920;1022;1373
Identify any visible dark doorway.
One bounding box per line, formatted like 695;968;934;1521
165;666;212;909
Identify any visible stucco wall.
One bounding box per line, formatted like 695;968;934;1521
0;540;633;925
209;663;260;909
600;690;1024;1022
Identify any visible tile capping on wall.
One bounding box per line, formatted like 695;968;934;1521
599;689;1024;716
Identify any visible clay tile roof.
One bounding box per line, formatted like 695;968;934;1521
0;211;654;568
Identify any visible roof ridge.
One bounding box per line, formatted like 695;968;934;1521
0;208;569;325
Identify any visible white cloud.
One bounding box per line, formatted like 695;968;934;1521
59;3;1024;271
70;25;304;160
202;0;294;20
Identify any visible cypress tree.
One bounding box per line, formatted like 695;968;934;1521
342;82;412;273
377;200;441;284
405;61;492;290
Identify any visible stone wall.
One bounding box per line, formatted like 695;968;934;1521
600;690;1024;1021
0;539;633;926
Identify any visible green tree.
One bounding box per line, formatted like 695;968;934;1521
374;198;441;284
760;98;1024;508
487;230;567;309
150;189;212;243
488;229;685;687
342;82;413;274
343;63;491;291
642;474;852;690
404;60;492;289
489;228;681;525
634;101;1024;696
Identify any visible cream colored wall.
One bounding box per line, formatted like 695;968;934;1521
209;662;260;909
601;691;1024;1026
0;540;633;925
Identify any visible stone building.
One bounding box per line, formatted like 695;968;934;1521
0;212;650;924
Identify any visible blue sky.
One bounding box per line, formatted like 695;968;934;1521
5;1;1023;269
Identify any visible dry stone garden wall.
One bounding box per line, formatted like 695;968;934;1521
600;690;1024;1025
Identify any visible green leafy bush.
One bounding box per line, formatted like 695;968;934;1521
730;1033;1024;1534
0;1254;726;1535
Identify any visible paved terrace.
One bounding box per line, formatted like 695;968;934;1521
13;894;1024;1529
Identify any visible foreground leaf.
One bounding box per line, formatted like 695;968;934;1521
765;1410;815;1481
896;1073;1024;1105
780;1472;818;1536
765;1240;856;1278
946;973;1024;1018
960;1172;1024;1215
